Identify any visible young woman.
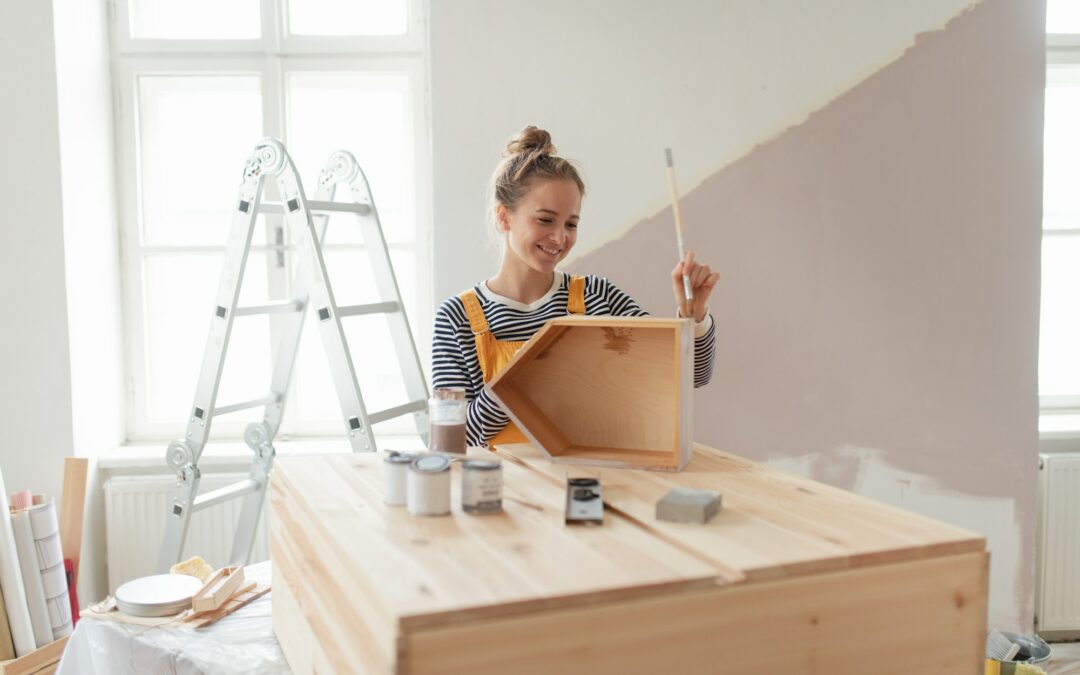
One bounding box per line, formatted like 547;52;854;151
432;126;720;447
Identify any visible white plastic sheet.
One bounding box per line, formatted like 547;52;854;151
57;561;289;674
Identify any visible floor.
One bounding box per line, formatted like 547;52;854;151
1048;642;1080;675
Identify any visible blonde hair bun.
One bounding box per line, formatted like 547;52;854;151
504;125;556;157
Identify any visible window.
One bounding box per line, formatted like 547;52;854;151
112;0;431;440
1043;2;1080;420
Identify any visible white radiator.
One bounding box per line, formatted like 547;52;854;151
104;474;270;593
1037;453;1080;636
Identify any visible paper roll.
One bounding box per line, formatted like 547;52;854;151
11;510;53;647
27;500;71;639
0;467;36;656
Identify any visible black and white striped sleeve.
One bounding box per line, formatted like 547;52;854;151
431;299;510;446
692;316;716;388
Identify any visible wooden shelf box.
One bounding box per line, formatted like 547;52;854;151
486;316;694;471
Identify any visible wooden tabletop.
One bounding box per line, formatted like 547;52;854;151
271;443;984;633
494;442;984;582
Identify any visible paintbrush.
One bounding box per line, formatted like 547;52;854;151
664;148;694;310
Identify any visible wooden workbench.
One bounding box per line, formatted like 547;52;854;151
271;443;987;674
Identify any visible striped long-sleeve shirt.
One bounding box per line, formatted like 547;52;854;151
432;272;716;446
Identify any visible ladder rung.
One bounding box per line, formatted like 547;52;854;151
337;301;399;318
367;399;428;425
257;200;372;216
192;479;260;512
234;301;303;317
212;394;281;416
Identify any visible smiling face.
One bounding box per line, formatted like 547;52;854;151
496;179;582;275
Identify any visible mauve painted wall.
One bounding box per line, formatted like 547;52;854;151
570;0;1044;630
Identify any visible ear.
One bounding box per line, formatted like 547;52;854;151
495;204;510;233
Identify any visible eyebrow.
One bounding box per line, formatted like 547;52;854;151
535;208;579;219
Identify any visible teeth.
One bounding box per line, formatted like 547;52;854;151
538;245;560;255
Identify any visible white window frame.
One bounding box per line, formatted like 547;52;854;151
1042;30;1080;416
111;0;432;441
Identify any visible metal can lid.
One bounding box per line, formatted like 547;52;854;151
462;459;501;471
385;451;418;465
411;454;451;473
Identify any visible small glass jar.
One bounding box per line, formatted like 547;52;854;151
428;387;467;455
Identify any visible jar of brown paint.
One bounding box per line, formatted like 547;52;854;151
428;387;467;454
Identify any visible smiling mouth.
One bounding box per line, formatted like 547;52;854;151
537;244;562;257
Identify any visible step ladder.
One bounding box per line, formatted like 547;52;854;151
157;138;430;572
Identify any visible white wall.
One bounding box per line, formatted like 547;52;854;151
429;0;976;301
52;0;125;607
0;0;74;510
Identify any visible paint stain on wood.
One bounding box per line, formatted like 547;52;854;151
601;327;634;355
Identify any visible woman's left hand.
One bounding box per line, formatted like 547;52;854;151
671;250;719;323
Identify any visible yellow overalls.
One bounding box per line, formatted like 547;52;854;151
459;275;587;446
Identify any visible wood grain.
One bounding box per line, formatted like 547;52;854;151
405;551;988;675
271;444;987;675
59;458;88;565
494;442;984;580
0;636;69;675
487;316;692;470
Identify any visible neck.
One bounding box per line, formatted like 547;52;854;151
488;255;556;304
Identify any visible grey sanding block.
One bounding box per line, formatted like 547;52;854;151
656;487;722;524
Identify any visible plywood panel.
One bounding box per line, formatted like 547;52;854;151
514;324;679;451
488;316;693;470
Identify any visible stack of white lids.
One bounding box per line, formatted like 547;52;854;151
115;573;203;617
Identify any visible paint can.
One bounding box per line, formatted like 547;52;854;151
407;454;452;516
461;459;502;514
382;451;417;506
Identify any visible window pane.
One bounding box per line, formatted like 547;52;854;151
1045;70;1080;229
285;72;415;245
290;249;417;433
129;0;260;39
138;75;263;246
1048;0;1080;33
287;0;407;36
1040;235;1080;397
144;253;274;424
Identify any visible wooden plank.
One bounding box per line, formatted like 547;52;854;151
272;562;335;675
404;551;988;675
493;383;570;456
187;583;268;628
59;458;88;563
0;636;69;675
271;491;396;673
271;451;726;635
494;442;984;580
191;566;244;613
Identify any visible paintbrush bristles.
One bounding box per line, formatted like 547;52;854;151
664;147;674;168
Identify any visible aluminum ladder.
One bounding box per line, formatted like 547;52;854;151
157;138;430;572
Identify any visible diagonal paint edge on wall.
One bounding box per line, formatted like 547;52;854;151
565;0;987;264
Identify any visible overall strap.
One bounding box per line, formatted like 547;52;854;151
567;275;586;314
458;289;490;335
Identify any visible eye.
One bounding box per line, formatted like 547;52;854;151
538;218;554;225
567;221;579;229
